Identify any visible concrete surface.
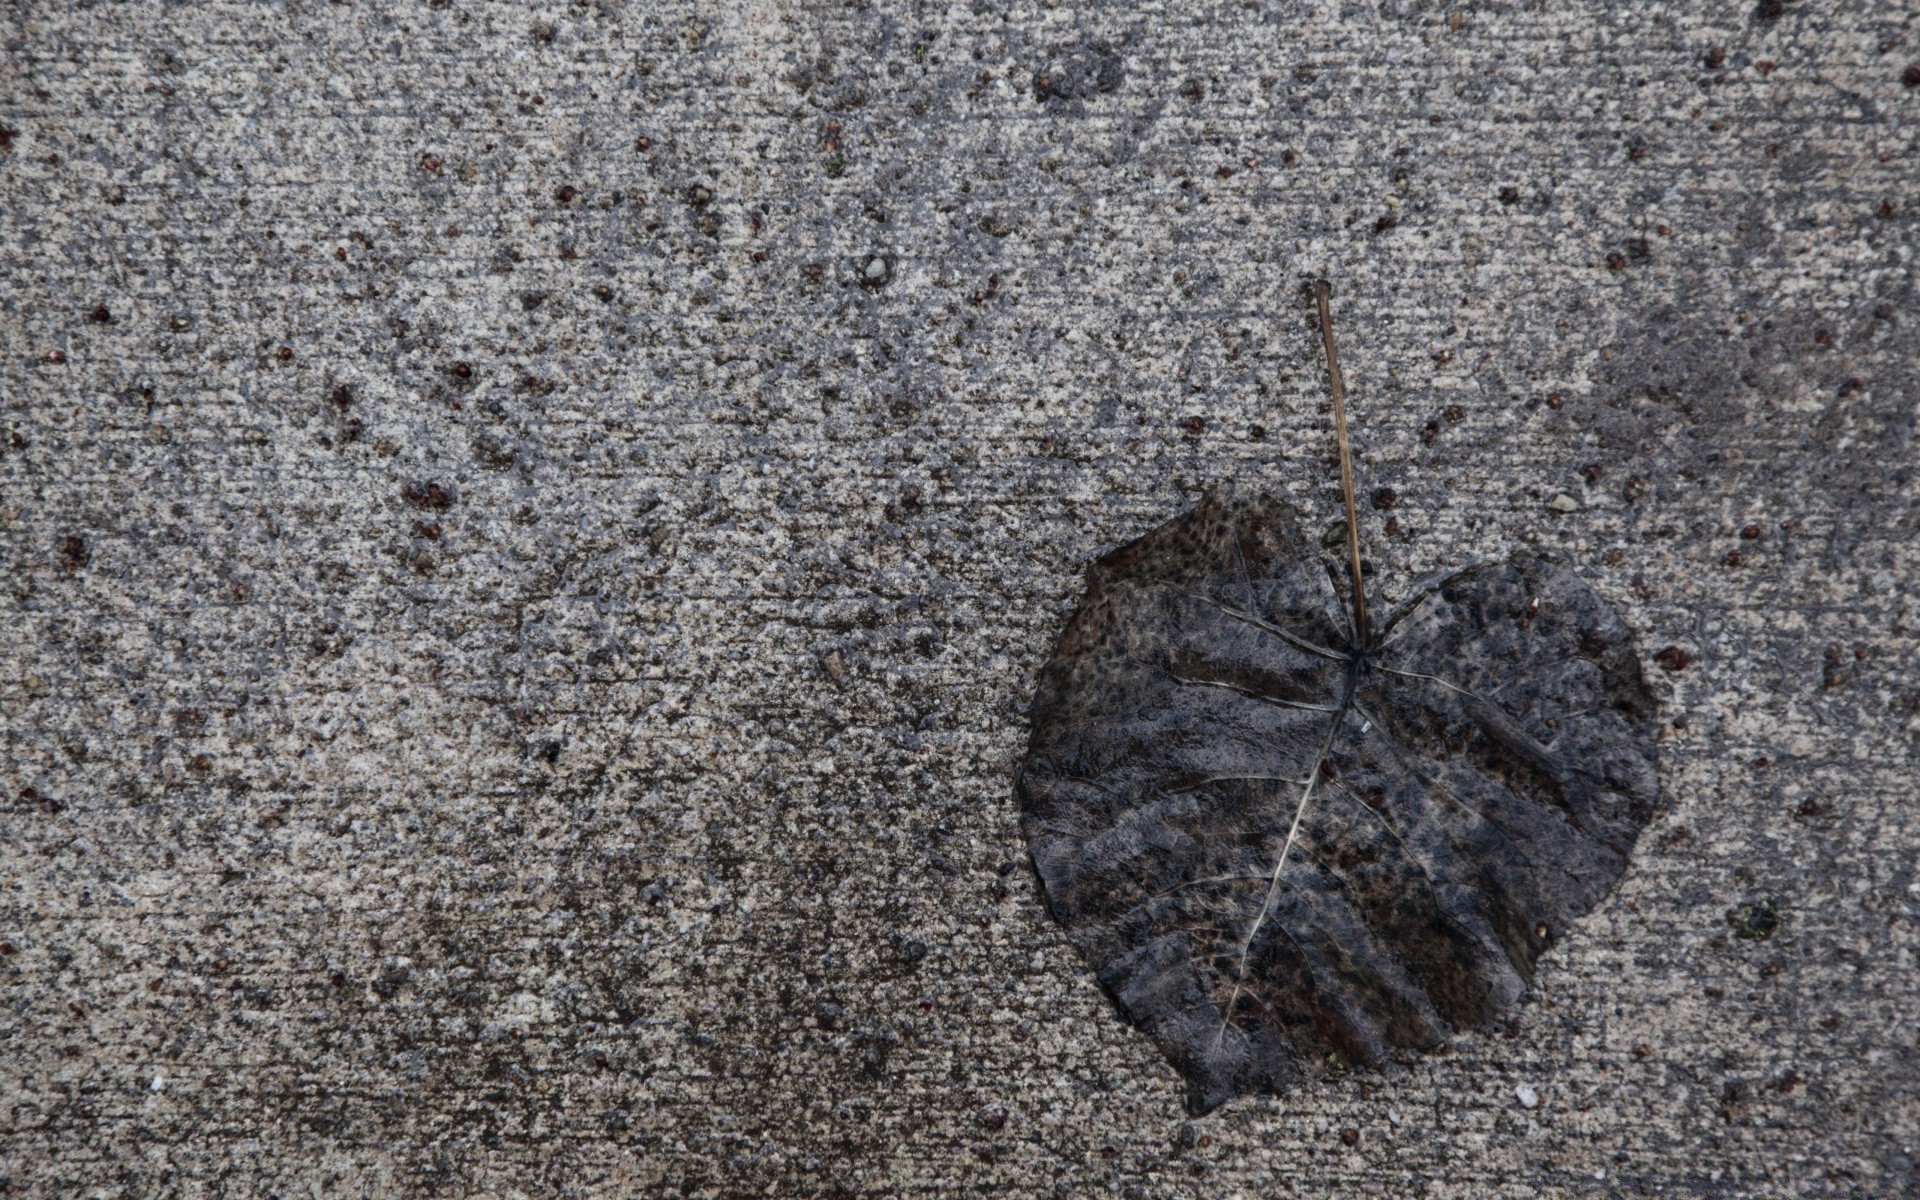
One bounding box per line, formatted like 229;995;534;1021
3;1;1917;1196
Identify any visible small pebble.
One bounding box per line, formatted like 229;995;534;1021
864;256;889;281
1515;1083;1540;1109
1546;493;1580;514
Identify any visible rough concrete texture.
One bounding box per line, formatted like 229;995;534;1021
2;1;1916;1196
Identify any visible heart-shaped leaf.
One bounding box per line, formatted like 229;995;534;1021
1018;491;1659;1113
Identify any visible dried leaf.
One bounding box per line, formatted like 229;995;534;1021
1018;491;1659;1113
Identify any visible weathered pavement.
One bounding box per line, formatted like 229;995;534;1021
3;2;1917;1195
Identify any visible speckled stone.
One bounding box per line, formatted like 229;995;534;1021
2;3;1916;1197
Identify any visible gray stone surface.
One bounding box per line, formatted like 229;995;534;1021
2;2;1916;1196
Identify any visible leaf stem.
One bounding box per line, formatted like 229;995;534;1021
1313;279;1368;646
